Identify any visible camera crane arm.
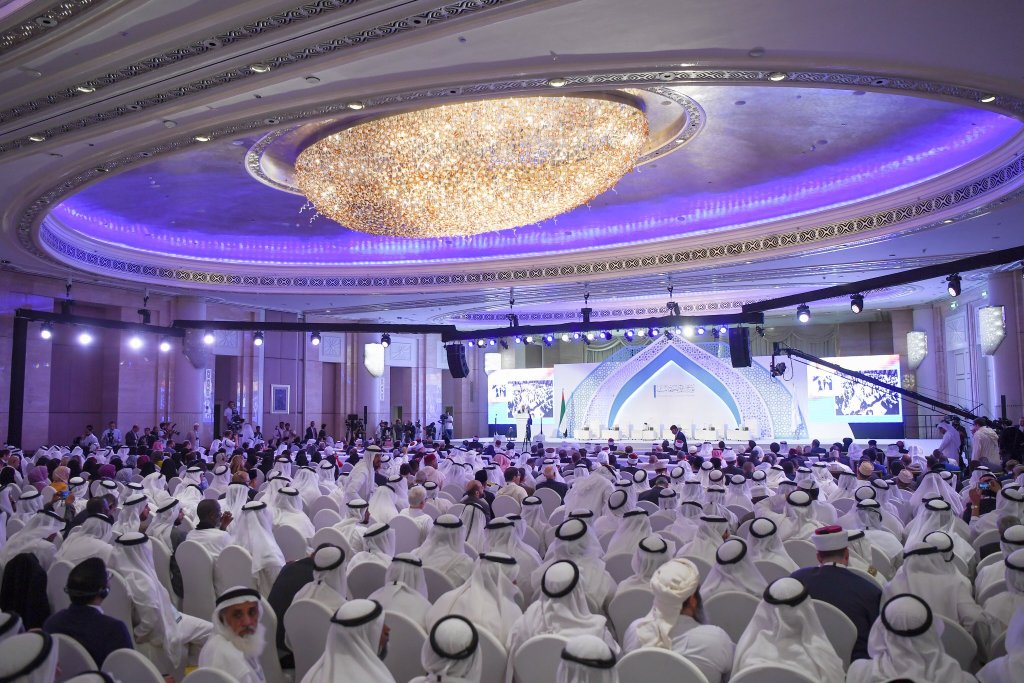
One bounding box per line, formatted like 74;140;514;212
774;343;979;422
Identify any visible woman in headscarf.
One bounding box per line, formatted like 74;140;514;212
732;578;845;683
846;593;975;683
50;465;70;493
369;553;432;630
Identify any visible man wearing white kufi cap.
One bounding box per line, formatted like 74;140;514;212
302;599;395;683
0;631;59;683
702;537;768;598
976;606;1024;683
413;514;475;584
624;558;734;683
508;560;617;675
427;552;523;643
557;634;618;683
733;577;845;683
112;532;211;671
409;614;481;683
983;547;1024;630
847;593;974;683
197;586;266;683
293;543;348;613
369;553;431;630
791;524;881;661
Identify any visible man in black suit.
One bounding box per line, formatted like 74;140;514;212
790;525;881;662
43;557;133;666
534;463;569;502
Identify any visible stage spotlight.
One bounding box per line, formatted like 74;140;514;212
850;293;864;314
500;339;509;349
543;334;554;346
525;335;534;344
159;339;171;353
696;326;706;335
202;332;215;345
718;326;728;335
572;332;582;340
712;328;721;340
796;304;811;323
946;273;961;297
488;339;497;346
601;331;612;340
381;333;392;347
40;323;53;340
624;330;634;340
586;332;595;341
514;335;523;344
649;327;660;337
128;335;144;350
682;325;694;338
253;331;264;347
636;328;646;337
77;330;94;346
755;325;765;337
582;336;591;346
310;331;321;346
664;330;674;340
475;339;486;348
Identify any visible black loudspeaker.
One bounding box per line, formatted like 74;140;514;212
446;344;470;379
729;327;752;368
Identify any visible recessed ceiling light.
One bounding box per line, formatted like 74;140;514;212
250;63;271;74
546;77;568;87
305;76;321;84
28;134;46;142
979;94;996;103
346;101;365;110
194;134;212;142
76;84;96;93
942;219;954;224
748;47;766;57
766;72;787;82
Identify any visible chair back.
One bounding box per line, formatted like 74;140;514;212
637;500;659;515
990;629;1007;659
218;545;257;590
177;540;216;619
704;590;760;643
423;565;456;602
150;539;175;603
54;633;97;682
832;498;855;515
812;599;857;669
869;546;894;579
608;588;653;644
730;664;818;683
422;501;441;520
477;624;509;683
283;599;333;682
513;634;566;683
617;647;709;683
272;524;309;562
783;539;819;567
389;514;424;554
977;579;1006;605
308;495;340;521
383;609;428;683
104;570;135;645
649;515;672;532
259;596;287;683
182;668;240;683
937;614;978;672
442;484;465;500
5;517;24;537
753;560;790;584
976;552;1002;573
548;507;566;528
46;560;75;613
521;526;542;553
534;487;562;516
312;508;342;531
604;554;634;583
347;561;388;599
678;555;711;582
103;648;164;683
203;488;221;500
491;495;521;518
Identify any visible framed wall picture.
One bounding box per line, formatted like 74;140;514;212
270;384;290;414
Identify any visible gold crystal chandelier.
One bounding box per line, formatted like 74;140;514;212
294;95;649;238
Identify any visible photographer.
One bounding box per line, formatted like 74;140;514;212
970;417;1000;465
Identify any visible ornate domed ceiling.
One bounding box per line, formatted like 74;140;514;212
2;0;1024;323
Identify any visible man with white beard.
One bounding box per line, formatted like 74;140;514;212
198;587;267;683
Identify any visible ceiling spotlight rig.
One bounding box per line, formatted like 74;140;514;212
796;304;811;323
666;285;681;316
138;290;152;325
946;273;962;297
380;332;391;347
850;293;864;314
581;288;592;324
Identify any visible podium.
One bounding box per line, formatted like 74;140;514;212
515;416;530;442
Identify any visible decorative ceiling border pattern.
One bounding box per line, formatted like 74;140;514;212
0;0;104;56
29;155;1024;292
0;0;544;153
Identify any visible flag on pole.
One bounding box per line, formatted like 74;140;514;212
558;389;566;427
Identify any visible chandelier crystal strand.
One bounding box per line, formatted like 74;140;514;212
294;96;649;238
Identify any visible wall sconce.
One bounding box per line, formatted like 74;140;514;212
978;306;1006;355
906;331;928;370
